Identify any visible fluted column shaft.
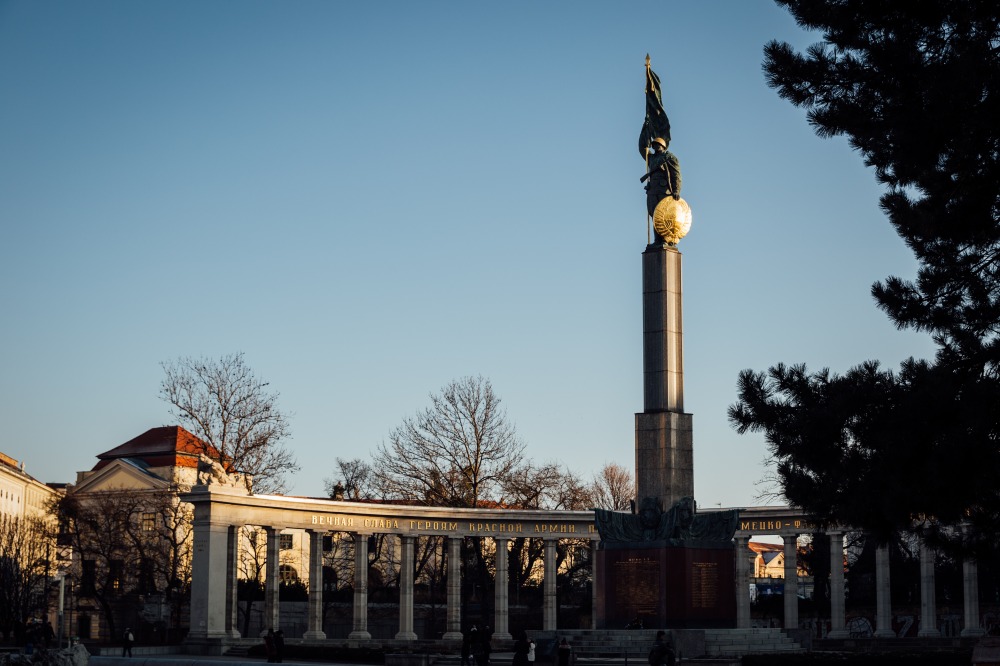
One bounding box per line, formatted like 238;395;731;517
918;540;940;637
735;535;751;629
543;539;558;630
782;534;798;630
396;536;418;640
443;537;463;639
264;526;281;632
226;525;242;638
492;537;512;639
874;544;894;638
348;533;371;639
962;552;985;637
827;532;848;638
304;530;327;639
590;541;599;630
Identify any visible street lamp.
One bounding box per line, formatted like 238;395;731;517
56;574;66;649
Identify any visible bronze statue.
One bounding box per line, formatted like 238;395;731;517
594;496;738;546
639;56;685;244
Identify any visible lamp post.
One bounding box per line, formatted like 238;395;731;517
57;574;66;649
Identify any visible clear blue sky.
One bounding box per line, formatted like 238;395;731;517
0;1;934;507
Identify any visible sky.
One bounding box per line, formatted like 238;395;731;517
0;1;936;509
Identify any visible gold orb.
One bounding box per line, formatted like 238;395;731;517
652;197;692;245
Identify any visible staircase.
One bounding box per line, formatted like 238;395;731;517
223;642;253;657
525;628;804;660
701;628;804;657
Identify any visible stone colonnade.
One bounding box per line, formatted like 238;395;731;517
184;487;600;645
735;508;986;638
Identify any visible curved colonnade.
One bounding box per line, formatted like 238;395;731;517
183;488;988;648
183;486;599;645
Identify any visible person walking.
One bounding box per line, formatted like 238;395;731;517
264;629;276;663
273;629;285;663
527;637;535;664
648;630;675;666
512;632;529;666
557;638;572;666
461;629;473;666
122;627;134;657
475;627;492;666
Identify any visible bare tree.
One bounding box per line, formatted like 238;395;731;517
501;463;591;598
160;352;297;494
324;458;374;500
587;462;636;511
55;488;192;642
233;526;263;637
373;376;524;507
0;514;50;642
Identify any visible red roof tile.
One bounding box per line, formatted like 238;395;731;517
92;426;220;471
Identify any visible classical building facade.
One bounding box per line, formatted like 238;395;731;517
0;451;60;522
66;426;220;642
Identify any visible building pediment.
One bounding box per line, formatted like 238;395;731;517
73;459;170;494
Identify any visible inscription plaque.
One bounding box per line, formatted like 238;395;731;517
614;557;660;615
691;561;719;608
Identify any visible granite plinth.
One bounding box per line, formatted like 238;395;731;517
596;541;736;629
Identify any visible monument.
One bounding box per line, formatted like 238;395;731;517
593;56;738;629
636;54;693;508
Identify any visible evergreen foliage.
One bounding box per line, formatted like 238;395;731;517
730;1;1000;551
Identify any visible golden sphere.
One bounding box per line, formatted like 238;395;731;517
652;197;692;245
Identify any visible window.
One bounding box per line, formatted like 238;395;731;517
279;534;293;550
142;512;156;531
81;560;96;594
322;535;333;552
110;559;125;594
279;564;298;583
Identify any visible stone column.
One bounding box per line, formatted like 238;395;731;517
827;532;848;638
918;540;940;637
443;536;463;640
735;535;751;629
962;552;985;637
782;534;798;630
226;525;242;639
635;245;694;507
188;509;230;641
395;536;418;640
348;533;371;639
543;538;558;630
304;530;327;639
264;526;281;633
590;541;599;630
873;544;894;638
493;537;512;640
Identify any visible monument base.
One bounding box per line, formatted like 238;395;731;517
596;541;736;629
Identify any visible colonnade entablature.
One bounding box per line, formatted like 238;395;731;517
185;485;601;539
